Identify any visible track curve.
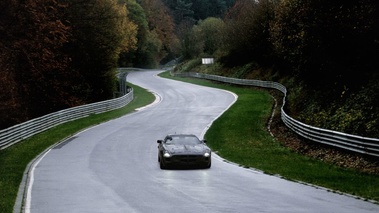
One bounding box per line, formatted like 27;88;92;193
26;70;379;213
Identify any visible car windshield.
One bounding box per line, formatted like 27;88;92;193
165;135;201;145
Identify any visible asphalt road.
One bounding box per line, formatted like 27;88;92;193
25;70;379;213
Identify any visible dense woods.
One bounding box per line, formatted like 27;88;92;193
1;0;72;128
177;0;379;137
0;0;137;129
1;0;378;137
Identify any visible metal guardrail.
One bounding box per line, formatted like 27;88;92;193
0;91;133;150
0;70;134;150
173;72;379;158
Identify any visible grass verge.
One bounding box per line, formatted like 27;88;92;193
159;71;379;203
0;83;155;213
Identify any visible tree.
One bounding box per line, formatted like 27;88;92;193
0;0;138;129
180;17;226;59
222;0;276;66
139;0;179;64
119;0;164;68
174;0;195;24
181;24;204;59
119;0;146;67
270;0;379;137
191;0;231;20
0;0;72;128
270;0;379;90
62;0;137;102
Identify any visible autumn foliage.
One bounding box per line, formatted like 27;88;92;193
0;0;72;128
180;0;379;137
0;0;137;129
3;0;376;137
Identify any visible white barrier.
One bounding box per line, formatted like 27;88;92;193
0;69;134;149
173;72;379;157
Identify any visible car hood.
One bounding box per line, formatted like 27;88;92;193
164;144;208;154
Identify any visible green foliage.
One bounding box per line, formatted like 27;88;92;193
63;0;137;102
119;0;176;68
230;63;259;79
126;0;149;30
181;17;226;58
179;0;379;138
175;0;195;23
163;0;235;23
298;78;379;137
175;58;202;73
119;0;162;68
181;25;204;59
198;18;226;55
191;0;230;20
269;0;379;137
222;0;276;66
139;0;179;64
199;62;224;75
143;30;164;68
163;72;379;202
270;0;379;89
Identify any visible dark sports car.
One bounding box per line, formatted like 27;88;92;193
157;134;212;169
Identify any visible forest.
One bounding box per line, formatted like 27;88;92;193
0;0;378;138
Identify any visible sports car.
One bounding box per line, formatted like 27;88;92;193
157;134;212;169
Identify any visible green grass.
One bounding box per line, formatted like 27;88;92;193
1;72;378;213
0;83;155;213
159;71;379;202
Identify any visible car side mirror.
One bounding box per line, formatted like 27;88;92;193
157;140;163;144
202;140;207;143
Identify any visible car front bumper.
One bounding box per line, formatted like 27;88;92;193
163;154;211;167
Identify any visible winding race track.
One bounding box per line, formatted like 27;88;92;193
25;70;379;212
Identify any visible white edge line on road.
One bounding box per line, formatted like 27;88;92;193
23;83;161;212
133;72;163;111
135;91;162;111
24;149;51;213
23;125;102;213
200;89;238;139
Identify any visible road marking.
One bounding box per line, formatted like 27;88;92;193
135;91;162;111
200;90;238;139
25;149;51;213
23;123;124;212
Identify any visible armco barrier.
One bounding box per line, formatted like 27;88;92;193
0;91;133;149
173;72;379;158
0;69;133;150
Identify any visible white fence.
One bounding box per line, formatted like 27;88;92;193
0;69;134;150
173;72;379;158
1;70;378;157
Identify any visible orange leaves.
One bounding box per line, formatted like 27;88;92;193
139;0;178;60
0;0;71;127
0;0;142;128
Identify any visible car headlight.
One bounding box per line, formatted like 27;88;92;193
204;152;210;157
163;152;171;158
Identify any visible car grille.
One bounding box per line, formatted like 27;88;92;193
171;155;204;164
